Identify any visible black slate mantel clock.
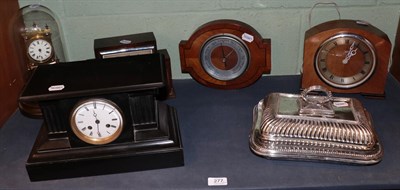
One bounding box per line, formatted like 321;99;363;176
19;53;184;181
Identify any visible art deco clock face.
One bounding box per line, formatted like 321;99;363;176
27;39;54;63
180;19;271;89
70;98;124;145
315;34;376;89
200;35;249;81
302;19;391;95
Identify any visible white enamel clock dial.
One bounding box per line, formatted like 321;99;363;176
70;99;124;145
28;39;53;62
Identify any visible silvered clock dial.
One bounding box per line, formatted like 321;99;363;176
315;34;376;89
200;35;249;81
70;98;124;145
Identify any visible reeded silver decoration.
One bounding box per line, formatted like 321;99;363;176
249;85;382;164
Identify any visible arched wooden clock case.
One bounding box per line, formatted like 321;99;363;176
179;19;271;89
302;19;391;96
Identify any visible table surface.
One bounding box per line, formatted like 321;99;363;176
1;75;400;190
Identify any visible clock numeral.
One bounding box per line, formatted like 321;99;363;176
79;114;84;116
93;102;97;109
365;61;370;64
345;39;350;44
112;118;118;121
320;59;326;63
360;70;366;75
97;132;102;137
109;110;114;114
107;131;111;134
110;125;117;128
85;107;89;111
329;75;334;80
78;121;83;124
321;67;327;72
89;131;93;136
340;78;344;83
353;76;357;81
81;127;87;131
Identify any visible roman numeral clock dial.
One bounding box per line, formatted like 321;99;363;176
28;39;53;62
315;34;376;89
70;99;124;145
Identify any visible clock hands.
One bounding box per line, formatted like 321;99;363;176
225;50;234;59
220;44;234;67
342;41;358;64
93;110;102;137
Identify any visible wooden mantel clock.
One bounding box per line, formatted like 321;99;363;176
179;19;271;89
19;53;183;181
302;19;391;96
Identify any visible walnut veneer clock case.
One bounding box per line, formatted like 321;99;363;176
302;19;391;96
19;53;183;181
179;19;271;89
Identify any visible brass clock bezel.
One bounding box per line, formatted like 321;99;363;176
70;98;124;145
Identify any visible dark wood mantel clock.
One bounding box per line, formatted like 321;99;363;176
179;19;271;89
302;19;391;96
19;53;183;181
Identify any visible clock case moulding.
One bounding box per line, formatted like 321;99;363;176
19;53;183;181
302;19;391;96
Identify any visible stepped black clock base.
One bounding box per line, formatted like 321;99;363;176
26;104;183;181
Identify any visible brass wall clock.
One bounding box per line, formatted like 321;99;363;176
302;19;391;96
179;19;271;89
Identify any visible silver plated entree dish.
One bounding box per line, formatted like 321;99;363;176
249;86;382;164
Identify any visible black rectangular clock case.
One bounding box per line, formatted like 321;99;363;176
19;53;184;181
